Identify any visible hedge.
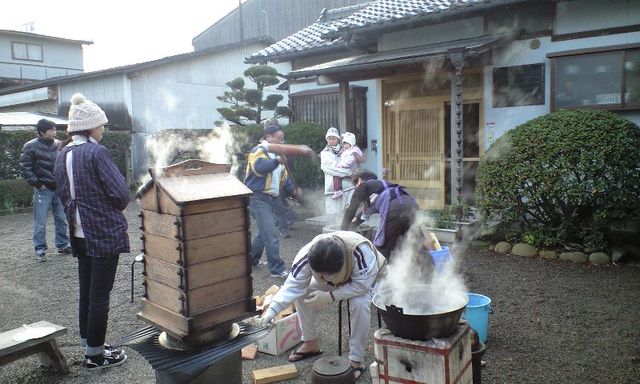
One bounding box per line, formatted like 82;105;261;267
228;122;327;188
0;130;132;213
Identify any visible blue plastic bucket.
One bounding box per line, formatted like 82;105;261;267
462;293;492;343
429;246;452;273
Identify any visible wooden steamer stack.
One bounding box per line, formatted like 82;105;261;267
137;160;256;346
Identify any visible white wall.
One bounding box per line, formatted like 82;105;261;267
484;30;640;150
130;43;290;133
128;43;291;178
0;35;84;80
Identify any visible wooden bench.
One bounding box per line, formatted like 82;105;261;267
0;321;69;374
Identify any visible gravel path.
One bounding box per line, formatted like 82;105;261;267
0;202;638;383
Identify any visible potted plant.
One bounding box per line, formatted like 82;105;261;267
422;204;473;244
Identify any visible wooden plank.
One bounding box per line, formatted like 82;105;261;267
139;298;256;339
142;208;246;241
142;210;179;239
145;276;251;315
144;231;247;266
144;254;249;291
0;321;67;359
182;208;246;240
138;300;189;336
38;339;69;374
242;344;258;360
253;364;298;384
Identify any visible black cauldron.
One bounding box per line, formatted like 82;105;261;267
373;284;468;340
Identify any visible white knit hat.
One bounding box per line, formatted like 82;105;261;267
67;93;108;132
342;132;356;146
325;127;340;140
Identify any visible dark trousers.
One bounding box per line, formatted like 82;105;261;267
378;200;418;260
72;236;120;354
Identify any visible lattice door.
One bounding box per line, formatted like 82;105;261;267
384;103;445;209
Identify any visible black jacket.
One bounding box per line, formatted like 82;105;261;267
19;137;61;190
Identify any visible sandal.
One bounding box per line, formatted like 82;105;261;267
352;365;366;380
287;350;322;362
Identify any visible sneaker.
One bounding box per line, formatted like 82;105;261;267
58;246;72;255
103;344;123;357
270;270;289;278
85;352;127;371
36;252;46;262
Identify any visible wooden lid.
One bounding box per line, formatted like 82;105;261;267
148;160;252;204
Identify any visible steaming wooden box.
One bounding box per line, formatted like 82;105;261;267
372;322;472;384
136;160;256;341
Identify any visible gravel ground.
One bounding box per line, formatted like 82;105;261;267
0;201;639;384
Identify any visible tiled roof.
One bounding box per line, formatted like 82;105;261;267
245;3;370;63
323;0;527;36
288;34;504;78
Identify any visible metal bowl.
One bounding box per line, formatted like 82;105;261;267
373;284;468;340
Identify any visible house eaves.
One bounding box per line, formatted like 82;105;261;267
245;2;371;64
288;34;506;79
0;29;93;45
0;37;270;97
322;0;533;39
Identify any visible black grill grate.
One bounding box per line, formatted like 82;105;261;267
116;323;269;375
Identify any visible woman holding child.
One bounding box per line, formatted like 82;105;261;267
320;127;361;216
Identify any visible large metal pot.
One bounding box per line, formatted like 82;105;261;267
373;284;468;340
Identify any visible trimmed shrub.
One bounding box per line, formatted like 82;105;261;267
0;179;33;214
228;122;326;188
476;109;640;249
0;130;131;181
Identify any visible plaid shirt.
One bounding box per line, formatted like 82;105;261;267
54;140;130;257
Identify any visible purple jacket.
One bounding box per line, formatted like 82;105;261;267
54;141;130;257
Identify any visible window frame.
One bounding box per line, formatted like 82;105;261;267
492;63;546;108
548;43;640;111
11;41;43;62
289;86;368;148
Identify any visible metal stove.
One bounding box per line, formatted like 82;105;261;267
118;323;269;383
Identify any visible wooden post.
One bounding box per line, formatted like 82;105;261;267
449;50;465;209
338;82;350;134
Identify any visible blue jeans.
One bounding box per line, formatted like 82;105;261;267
249;196;286;275
32;188;69;253
73;236;120;356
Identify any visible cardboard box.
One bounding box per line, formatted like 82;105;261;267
257;312;302;356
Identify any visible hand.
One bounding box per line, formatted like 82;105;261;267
301;145;314;157
260;308;277;327
303;291;333;311
293;187;302;199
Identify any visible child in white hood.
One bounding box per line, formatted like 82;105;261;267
333;132;363;198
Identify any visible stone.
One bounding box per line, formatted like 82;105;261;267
559;251;588;263
589;252;610;265
610;246;626;263
539;249;558;260
512;243;538;257
488;244;495;251
495;241;512;254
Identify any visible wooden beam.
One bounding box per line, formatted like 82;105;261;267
253;364;298;384
338;82;350;133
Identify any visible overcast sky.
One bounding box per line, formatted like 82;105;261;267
0;0;243;72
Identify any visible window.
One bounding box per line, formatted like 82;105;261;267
289;86;368;148
550;46;640;110
493;64;545;107
12;42;43;61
